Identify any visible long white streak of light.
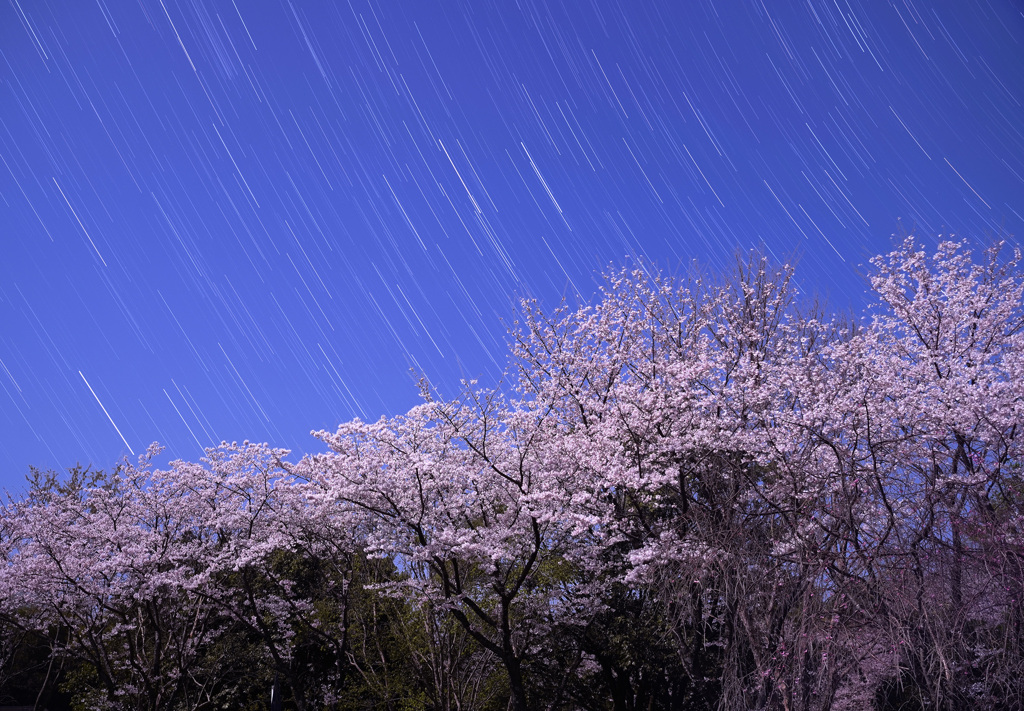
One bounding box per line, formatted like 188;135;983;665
521;142;563;213
944;157;991;209
158;0;197;72
438;139;482;214
79;371;134;455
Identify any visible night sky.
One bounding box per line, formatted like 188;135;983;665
1;0;1022;491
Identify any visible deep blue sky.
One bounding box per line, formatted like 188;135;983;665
1;0;1022;490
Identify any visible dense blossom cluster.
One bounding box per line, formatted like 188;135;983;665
2;239;1023;710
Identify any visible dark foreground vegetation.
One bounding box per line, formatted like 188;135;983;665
2;239;1023;710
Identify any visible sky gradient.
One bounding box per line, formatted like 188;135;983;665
1;0;1022;491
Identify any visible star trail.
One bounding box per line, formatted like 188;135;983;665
1;0;1022;490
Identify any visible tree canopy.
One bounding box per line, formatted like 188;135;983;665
2;239;1023;710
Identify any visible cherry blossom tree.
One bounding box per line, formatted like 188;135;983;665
811;238;1024;709
505;255;851;710
302;382;593;711
152;441;357;711
0;442;358;710
0;457;229;710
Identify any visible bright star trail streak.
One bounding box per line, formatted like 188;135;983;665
79;371;134;456
0;0;1022;490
